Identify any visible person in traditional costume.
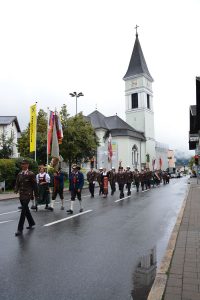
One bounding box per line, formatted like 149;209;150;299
116;166;125;199
97;167;104;195
14;159;38;236
35;165;50;210
125;166;133;196
87;168;97;197
48;167;65;211
67;164;84;214
108;167;117;195
101;168;109;198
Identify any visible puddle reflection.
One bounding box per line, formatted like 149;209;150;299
131;247;157;300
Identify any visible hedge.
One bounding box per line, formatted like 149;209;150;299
0;158;38;190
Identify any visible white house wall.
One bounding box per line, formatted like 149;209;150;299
0;123;19;158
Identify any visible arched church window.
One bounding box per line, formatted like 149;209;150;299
132;145;138;167
147;94;150;109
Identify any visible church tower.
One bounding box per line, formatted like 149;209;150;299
123;27;156;167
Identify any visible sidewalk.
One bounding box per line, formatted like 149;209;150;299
148;178;200;300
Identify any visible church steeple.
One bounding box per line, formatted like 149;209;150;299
123;28;153;82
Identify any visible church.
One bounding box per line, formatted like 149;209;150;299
86;30;170;171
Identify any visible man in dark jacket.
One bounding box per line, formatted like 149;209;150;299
67;164;84;214
87;168;97;197
14;159;38;236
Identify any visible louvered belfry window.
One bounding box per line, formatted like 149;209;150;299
131;93;138;109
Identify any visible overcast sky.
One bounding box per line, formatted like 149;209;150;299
0;0;199;157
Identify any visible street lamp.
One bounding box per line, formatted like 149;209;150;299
69;92;84;115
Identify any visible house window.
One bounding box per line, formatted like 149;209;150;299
131;93;138;109
147;94;150;109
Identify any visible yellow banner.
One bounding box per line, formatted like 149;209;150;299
30;104;37;152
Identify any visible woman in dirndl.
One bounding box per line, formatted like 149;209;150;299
36;165;51;210
101;168;109;198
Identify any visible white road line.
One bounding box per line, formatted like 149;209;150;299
0;210;20;216
115;196;131;203
0;220;14;224
43;209;93;227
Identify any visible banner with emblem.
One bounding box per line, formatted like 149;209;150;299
30;104;37;152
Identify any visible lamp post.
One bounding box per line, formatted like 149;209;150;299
69;92;84;115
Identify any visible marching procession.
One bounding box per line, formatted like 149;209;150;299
14;158;170;237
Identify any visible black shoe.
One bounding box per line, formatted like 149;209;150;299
31;205;37;211
45;205;49;209
66;209;73;214
18;206;22;209
48;207;54;211
26;225;35;230
15;230;23;236
79;208;83;213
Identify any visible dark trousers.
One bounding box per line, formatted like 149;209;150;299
89;182;95;197
126;183;131;195
141;182;145;191
110;182;116;195
52;189;64;200
71;189;81;201
118;183;124;198
18;200;35;231
135;182;139;192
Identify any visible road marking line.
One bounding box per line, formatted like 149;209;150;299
0;220;14;224
115;196;130;203
43;209;93;227
0;210;20;216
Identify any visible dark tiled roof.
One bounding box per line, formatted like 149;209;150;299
123;34;153;82
0;116;21;132
86;110;145;140
87;110;107;130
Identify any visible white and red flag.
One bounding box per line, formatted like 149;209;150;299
108;133;113;162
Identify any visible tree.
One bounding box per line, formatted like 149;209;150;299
0;131;15;158
60;112;99;171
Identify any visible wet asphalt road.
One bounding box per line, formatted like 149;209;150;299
0;177;189;300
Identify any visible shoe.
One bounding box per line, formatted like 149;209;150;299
45;205;49;209
18;206;22;209
26;225;35;229
48;207;54;211
60;206;64;210
31;205;37;211
15;231;23;236
79;208;83;213
66;209;73;214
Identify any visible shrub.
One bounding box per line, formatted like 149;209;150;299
0;159;16;189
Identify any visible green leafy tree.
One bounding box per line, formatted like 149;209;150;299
0;131;15;158
60;112;99;171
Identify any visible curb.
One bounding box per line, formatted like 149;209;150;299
147;182;190;300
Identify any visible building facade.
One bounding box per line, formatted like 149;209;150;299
0;116;21;158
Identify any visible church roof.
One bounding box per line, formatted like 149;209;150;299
86;110;145;140
123;33;153;82
0;116;21;132
87;110;107;130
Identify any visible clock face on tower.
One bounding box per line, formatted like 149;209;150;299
131;80;137;87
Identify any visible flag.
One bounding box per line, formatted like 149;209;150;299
51;119;59;159
108;133;113;162
30;104;37;152
152;159;156;170
47;111;54;155
55;113;63;144
159;157;163;169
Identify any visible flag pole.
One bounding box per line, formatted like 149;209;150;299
35;101;37;161
47;107;49;173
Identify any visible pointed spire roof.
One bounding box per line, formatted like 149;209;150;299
123;33;153;82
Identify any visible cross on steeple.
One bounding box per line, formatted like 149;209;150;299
135;24;139;36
